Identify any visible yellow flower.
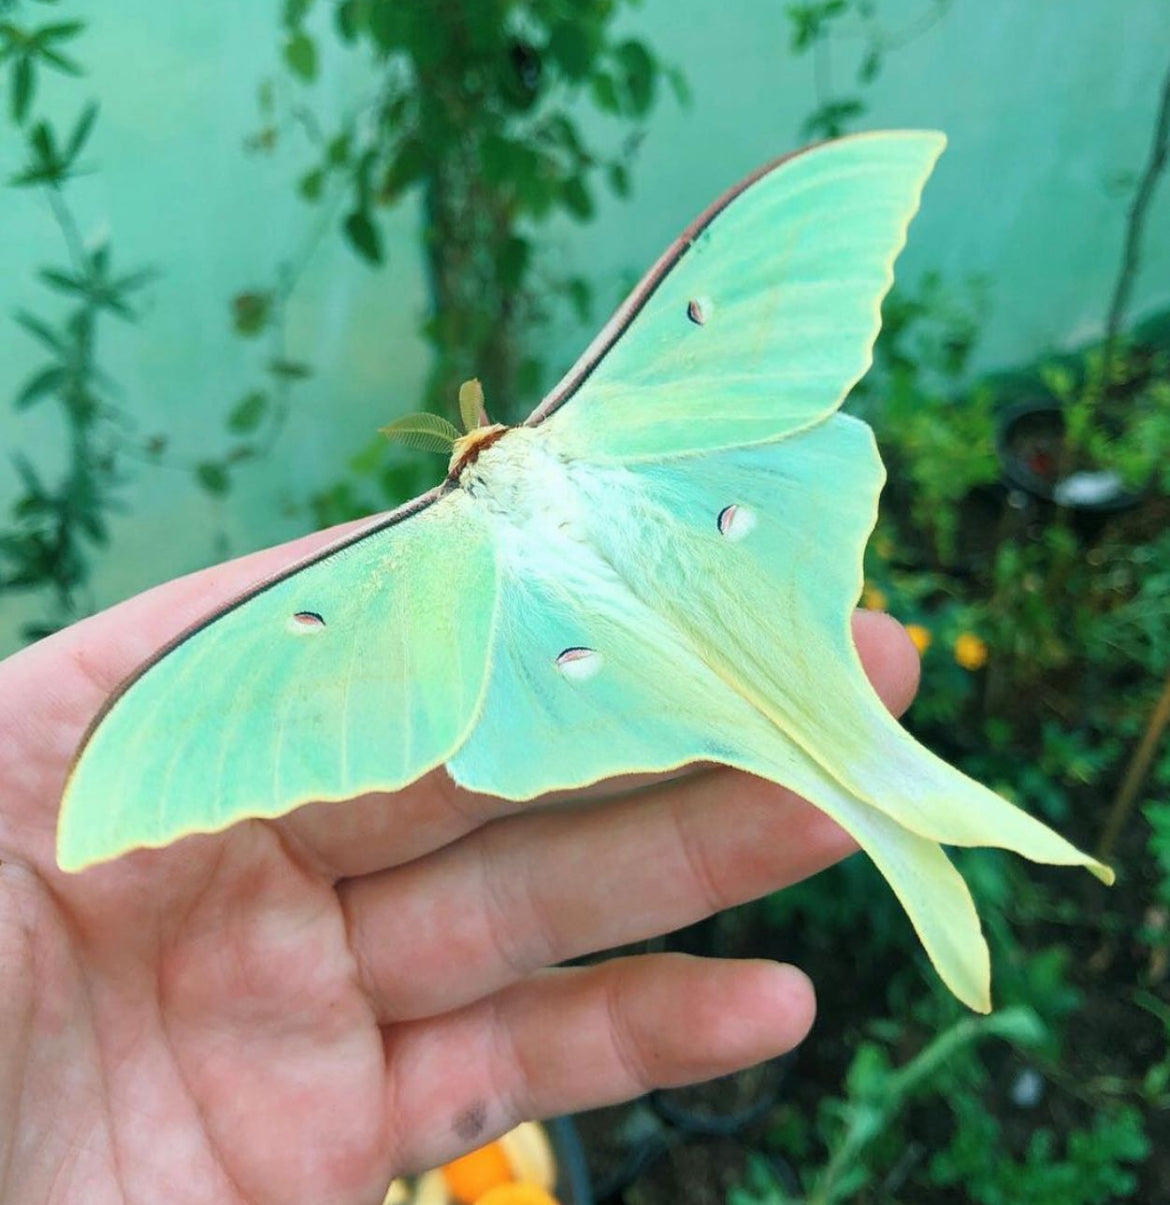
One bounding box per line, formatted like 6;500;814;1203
905;624;932;655
861;583;888;611
954;633;989;671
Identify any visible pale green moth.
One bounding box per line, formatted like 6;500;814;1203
57;130;1112;1012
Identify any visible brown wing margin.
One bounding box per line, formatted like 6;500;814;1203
524;138;825;427
64;483;449;777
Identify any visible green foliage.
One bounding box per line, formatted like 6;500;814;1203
784;0;952;141
728;1154;797;1205
0;9;160;639
851;271;993;563
747;47;1169;1192
930;1100;1149;1205
1145;801;1170;909
227;0;686;525
854;271;1170;829
0;13;83;123
263;0;681;433
729;1007;1055;1204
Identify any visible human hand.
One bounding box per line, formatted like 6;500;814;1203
0;526;918;1205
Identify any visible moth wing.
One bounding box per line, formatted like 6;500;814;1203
58;494;497;871
532;131;945;460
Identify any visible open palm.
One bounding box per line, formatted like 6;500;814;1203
0;524;918;1205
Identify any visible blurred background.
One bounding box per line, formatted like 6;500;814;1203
1;1;1168;1201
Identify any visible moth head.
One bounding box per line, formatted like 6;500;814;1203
379;378;509;478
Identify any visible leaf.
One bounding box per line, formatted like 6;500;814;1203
666;65;691;107
112;266;159;295
267;358;312;380
299;167;325;201
37;266;85;295
379;411;461;454
282;0;315;28
283;31;317;82
541;113;583;158
368;3;408;52
546;20;597;81
802;97;866;140
231;290;273;337
227;390;267;433
77;506;108;545
607;161;630;198
343;209;383;264
327;131;351;166
195;462;230;496
614;39;655;116
35;45;81;75
565;276;591;323
30;118;53;160
65;100;98;160
14;310;64;353
590;71;620;114
12;452;47;498
35;20;83;43
11;54;32;122
14;365;66;409
334;0;366;42
496;235;530;291
858;48;881;84
560;175;594;221
378;136;428;201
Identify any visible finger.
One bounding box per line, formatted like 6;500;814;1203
343;766;842;1021
339;611;921;1020
283;607;920;880
382;954;814;1174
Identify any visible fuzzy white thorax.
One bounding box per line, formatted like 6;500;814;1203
457;426;633;587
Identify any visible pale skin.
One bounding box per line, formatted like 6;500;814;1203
0;522;919;1205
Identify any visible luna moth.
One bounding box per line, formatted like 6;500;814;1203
57;130;1110;1012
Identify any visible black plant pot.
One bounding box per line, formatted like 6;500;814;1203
549;1116;595;1205
994;399;1143;512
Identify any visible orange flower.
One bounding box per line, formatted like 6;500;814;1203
905;624;932;655
861;583;888;611
442;1143;513;1204
954;633;988;671
475;1186;560;1205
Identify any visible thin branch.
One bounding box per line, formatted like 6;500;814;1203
1097;666;1170;862
1102;52;1170;371
45;185;89;271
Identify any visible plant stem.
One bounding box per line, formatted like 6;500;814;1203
1102;52;1170;378
1097;666;1170;861
808;1008;1042;1205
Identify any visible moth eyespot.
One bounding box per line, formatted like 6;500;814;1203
686;297;711;325
556;647;603;681
717;504;756;542
288;611;326;633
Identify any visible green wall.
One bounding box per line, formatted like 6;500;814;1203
2;0;1168;653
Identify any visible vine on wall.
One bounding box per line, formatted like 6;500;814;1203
236;0;687;523
0;2;157;641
